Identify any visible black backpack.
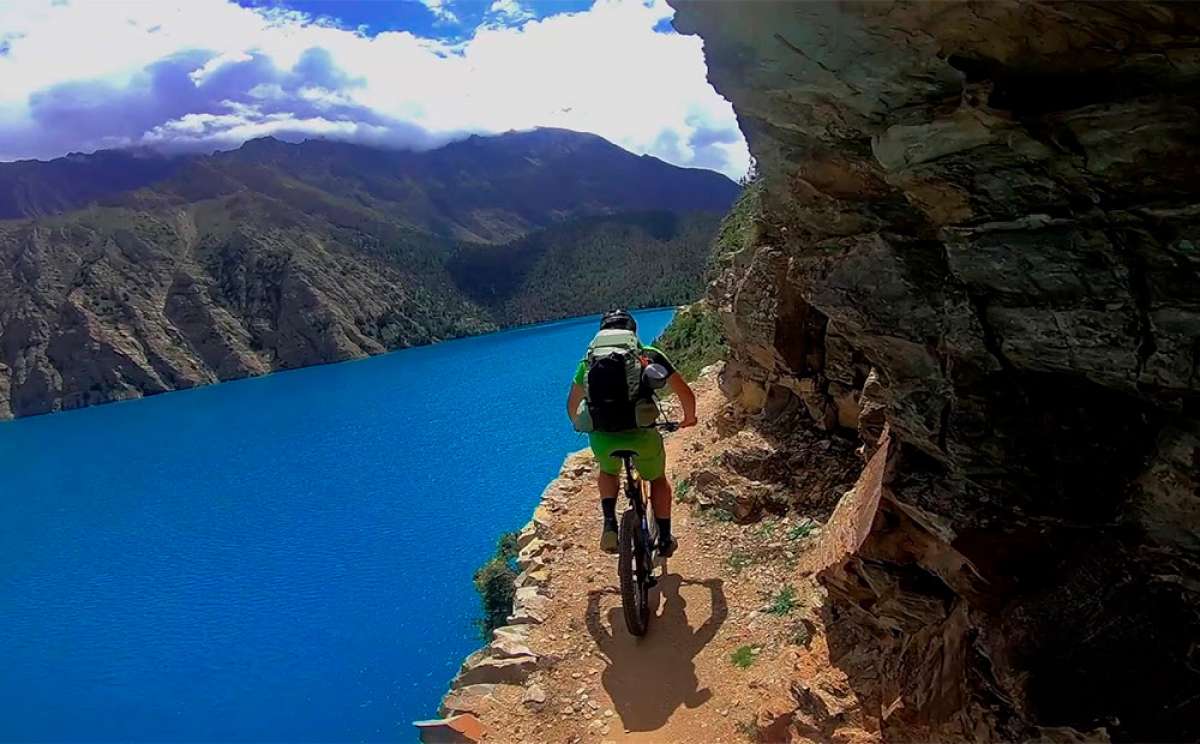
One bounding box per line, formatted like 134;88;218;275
582;329;646;432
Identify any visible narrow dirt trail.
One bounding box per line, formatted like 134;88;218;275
451;371;848;743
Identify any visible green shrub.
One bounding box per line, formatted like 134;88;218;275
674;478;693;503
727;552;753;573
654;301;728;381
496;531;520;562
767;585;798;616
699;506;734;524
731;644;759;669
473;531;521;637
755;520;778;539
734;717;759;740
787;520;815;541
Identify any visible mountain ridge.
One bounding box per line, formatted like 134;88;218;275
0;128;738;419
0;129;737;235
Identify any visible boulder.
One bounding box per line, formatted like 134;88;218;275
488;634;536;660
517;538;549;570
440;684;497;718
414;713;486;744
515;564;551;589
490;624;529;645
516;522;539;550
508;586;551;625
755;698;796;744
522;684;547;708
455;654;538;686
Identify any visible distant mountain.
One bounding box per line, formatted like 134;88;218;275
0;129;736;242
0;149;184;220
0;129;738;418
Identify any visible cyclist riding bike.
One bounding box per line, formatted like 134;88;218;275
565;309;698;558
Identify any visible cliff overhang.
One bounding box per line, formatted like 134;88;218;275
671;2;1200;740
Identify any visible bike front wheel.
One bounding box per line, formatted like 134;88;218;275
618;507;650;637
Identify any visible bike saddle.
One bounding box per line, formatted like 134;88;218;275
610;450;638;459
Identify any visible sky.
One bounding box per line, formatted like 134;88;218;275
0;0;749;178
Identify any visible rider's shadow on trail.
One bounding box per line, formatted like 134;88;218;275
585;574;728;733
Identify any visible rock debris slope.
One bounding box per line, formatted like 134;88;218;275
667;1;1200;741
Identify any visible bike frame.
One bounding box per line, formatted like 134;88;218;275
612;420;677;636
618;454;657;574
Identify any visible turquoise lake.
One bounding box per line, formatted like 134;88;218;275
0;307;675;742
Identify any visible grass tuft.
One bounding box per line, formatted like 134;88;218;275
734;717;759;740
730;644;759;669
727;551;753;573
787;520;815;541
702;507;734;524
767;585;799;616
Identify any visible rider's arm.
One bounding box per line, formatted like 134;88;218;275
566;383;585;421
667;374;698;427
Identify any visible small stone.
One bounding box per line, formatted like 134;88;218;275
571;672;582;679
604;710;614;718
522;685;547;707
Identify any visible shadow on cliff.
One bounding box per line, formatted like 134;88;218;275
585;575;728;733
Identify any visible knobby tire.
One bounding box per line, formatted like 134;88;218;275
618;507;649;636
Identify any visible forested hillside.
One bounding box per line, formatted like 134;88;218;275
449;211;719;325
0;129;737;418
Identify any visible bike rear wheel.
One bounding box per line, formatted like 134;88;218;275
618;507;650;636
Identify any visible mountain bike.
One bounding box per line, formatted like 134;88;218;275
613;421;679;637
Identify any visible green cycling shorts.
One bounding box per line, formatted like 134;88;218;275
588;428;666;481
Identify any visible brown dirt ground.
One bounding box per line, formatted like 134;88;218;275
464;371;859;743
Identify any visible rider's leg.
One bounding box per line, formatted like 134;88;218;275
650;476;676;556
598;471;619;514
598;471;620;553
588;433;624;553
649;476;672;519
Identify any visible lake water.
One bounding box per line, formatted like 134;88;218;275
0;308;675;742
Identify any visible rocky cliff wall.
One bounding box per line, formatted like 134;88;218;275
672;2;1200;740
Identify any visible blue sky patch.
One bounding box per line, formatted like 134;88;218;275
239;0;594;40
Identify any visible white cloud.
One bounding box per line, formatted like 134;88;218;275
0;0;750;178
488;0;535;23
420;0;460;25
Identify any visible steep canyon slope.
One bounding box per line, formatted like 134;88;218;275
0;129;736;419
669;2;1200;741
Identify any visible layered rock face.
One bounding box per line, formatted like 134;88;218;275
673;2;1200;741
0;208;492;418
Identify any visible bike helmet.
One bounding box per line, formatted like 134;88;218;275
599;309;637;332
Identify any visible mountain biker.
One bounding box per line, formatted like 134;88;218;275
565;309;698;558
